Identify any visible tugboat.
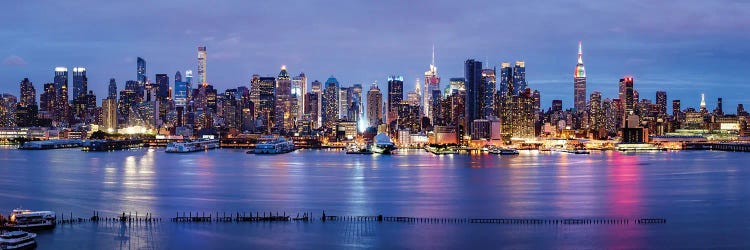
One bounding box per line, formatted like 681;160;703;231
5;209;56;230
371;133;396;154
0;231;37;250
249;136;296;154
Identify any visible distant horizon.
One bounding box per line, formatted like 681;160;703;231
2;1;749;112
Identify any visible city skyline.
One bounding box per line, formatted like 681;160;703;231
2;1;749;110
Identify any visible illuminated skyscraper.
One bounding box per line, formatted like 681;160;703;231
424;46;440;121
275;65;294;131
292;73;307;120
322;76;340;128
54;67;69;124
386;76;403;124
258;76;276;132
589;91;604;136
481;68;496;119
512;61;526;95
72;67;87;99
367;82;383;127
197;46;207;86
656;91;667;118
102;98;117;132
16;78;37;127
574;42;587;112
619;77;635;127
19;78;36;107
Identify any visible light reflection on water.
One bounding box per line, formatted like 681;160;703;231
0;148;748;249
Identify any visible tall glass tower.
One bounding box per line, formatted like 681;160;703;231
197;46;207;86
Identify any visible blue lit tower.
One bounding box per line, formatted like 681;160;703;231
72;67;87;99
137;57;147;97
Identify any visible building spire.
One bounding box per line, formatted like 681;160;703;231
577;41;583;64
431;44;435;67
700;93;706;108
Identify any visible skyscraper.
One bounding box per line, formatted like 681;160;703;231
137;57;147;96
108;78;117;100
19;78;36;107
54;67;69;124
72;67;87;99
620;77;635;126
386;76;403;124
589;91;604;135
481;68;496;119
424;46;440;121
512;61;526;95
499;62;512;97
322;76;340;128
102;98;117;132
367;82;383;127
464;59;482;132
197;46;207;86
656;91;667;118
574;42;587;112
275;65;294;131
16;78;37;127
155;74;169;101
258;76;276;132
292;73;307;120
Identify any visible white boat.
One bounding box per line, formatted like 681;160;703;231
249;136;295;154
0;231;37;250
489;148;519;155
371;133;396;154
346;143;372;154
166;139;220;153
6;209;56;230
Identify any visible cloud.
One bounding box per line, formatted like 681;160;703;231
3;55;27;66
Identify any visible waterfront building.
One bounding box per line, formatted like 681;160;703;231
574;42;587;112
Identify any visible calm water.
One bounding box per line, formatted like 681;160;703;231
0;147;749;249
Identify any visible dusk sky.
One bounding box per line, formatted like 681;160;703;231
1;0;749;111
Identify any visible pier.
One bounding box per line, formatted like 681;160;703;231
684;142;750;152
18;139;82;150
40;210;666;227
81;139;143;151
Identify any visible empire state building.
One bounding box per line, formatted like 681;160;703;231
574;41;587;112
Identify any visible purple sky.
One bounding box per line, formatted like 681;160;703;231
2;0;749;111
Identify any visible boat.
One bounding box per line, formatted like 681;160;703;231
571;149;590;154
5;209;56;230
82;139;143;151
166;138;220;153
0;231;37;250
616;143;667;152
371;133;396;154
489;148;519;155
345;143;372;154
248;136;296;154
425;145;458;155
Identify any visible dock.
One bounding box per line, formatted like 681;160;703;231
82;139;143;151
36;210;666;227
18;139;82;150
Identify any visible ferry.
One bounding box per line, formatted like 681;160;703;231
5;209;56;230
489;148;519;155
616;143;667;152
345;143;372;154
0;231;37;250
166;138;220;153
249;136;295;154
371;133;396;154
